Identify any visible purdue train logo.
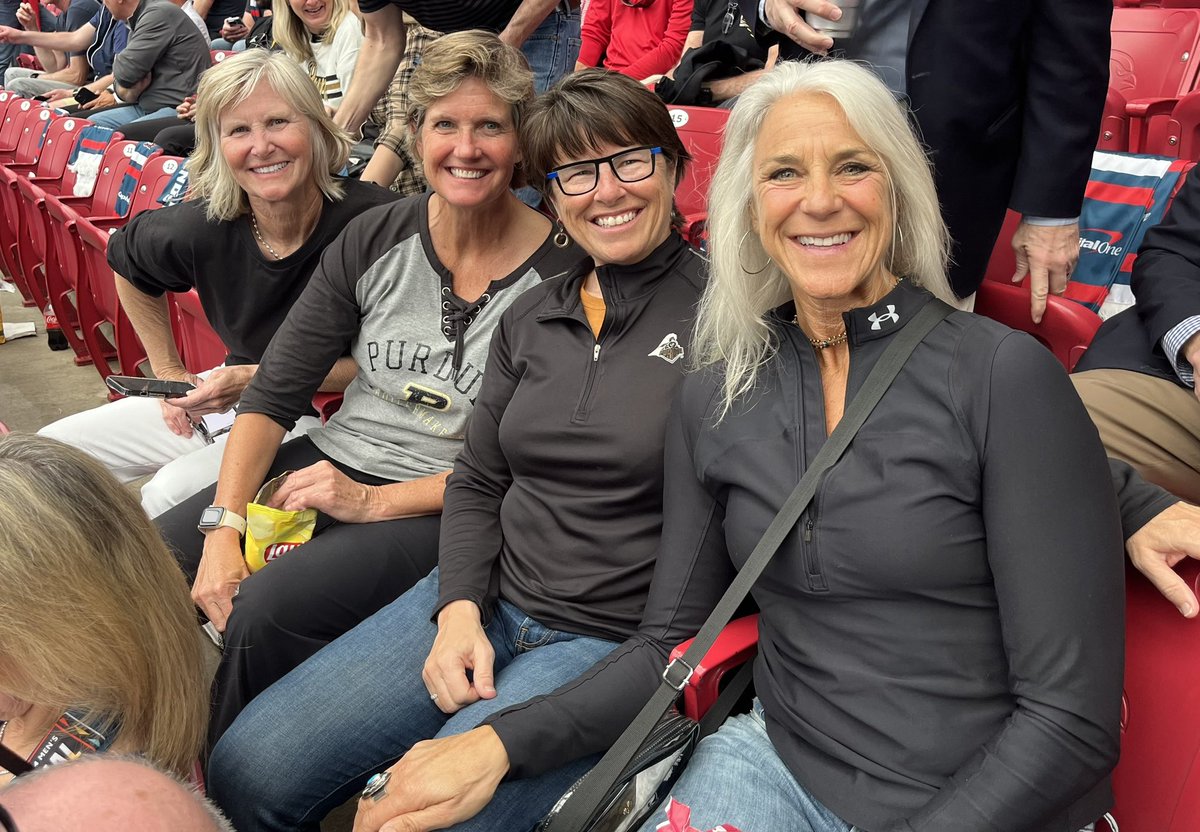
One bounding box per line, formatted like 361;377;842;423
649;333;685;364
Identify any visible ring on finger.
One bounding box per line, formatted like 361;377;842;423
430;693;439;703
361;771;390;802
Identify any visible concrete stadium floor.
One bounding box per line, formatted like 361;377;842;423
0;286;111;431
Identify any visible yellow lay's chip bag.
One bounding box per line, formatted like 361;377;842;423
243;471;317;573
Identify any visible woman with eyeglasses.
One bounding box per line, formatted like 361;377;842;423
575;0;693;81
203;68;706;832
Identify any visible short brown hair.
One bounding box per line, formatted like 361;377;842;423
406;29;534;187
522;68;690;200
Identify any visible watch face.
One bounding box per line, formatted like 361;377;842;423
199;506;224;528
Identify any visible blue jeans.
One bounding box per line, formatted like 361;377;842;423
207;568;618;832
88;103;179;129
637;700;859;832
520;3;581;94
0;0;19;75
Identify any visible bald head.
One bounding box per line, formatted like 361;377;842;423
0;756;234;832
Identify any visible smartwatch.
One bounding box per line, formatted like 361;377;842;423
197;505;247;536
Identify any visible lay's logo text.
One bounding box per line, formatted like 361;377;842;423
264;541;303;563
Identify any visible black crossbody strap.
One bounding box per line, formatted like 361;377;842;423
543;298;953;831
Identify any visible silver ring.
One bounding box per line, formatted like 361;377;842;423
361;771;390;802
430;693;439;702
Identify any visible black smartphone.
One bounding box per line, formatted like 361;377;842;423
224;15;242;25
105;375;195;399
74;87;99;104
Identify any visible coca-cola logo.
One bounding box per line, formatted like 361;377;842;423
263;541;303;562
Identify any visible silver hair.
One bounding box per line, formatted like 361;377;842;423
694;59;955;419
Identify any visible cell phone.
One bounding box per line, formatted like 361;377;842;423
74;87;99;104
105;375;195;399
224;15;242;25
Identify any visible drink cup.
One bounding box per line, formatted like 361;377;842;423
807;0;860;38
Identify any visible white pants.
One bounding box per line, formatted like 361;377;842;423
39;394;320;517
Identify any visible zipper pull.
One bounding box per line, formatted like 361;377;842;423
803;519;813;542
593;344;601;362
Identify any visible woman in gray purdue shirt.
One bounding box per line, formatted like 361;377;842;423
156;32;583;747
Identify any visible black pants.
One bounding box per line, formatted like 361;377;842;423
118;116;196;156
157;436;441;749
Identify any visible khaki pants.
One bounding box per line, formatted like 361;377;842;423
1073;368;1200;503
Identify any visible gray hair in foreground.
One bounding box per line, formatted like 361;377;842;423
189;50;350;222
695;59;955;419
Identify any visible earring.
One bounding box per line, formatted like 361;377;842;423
737;229;772;275
553;219;570;249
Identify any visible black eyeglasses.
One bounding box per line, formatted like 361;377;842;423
546;146;663;196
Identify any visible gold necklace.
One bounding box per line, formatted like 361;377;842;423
791;313;847;349
250;213;283;261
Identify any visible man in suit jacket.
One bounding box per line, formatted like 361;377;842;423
1074;172;1200;506
743;0;1112;322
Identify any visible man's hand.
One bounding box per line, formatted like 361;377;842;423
176;94;197;120
1010;220;1079;324
219;20;248;41
80;90;116;111
423;601;496;714
194;528;249;631
167;364;255;418
761;0;841;55
15;3;35;29
353;728;510;832
43;87;74;102
1183;332;1200;404
0;25;26;43
267;460;381;523
1126;501;1200;618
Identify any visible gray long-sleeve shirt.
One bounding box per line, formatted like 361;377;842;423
113;0;210;111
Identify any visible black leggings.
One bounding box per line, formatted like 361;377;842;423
156;436;441;749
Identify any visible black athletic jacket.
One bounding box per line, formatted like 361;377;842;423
435;233;706;642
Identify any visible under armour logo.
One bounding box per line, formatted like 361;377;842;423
868;305;899;330
649;333;685;364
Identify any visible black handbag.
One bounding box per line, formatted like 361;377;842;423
540;298;953;832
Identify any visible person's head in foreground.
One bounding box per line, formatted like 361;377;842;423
0;434;208;781
0;755;233;832
523;67;691;268
697;58;956;412
190;49;352;222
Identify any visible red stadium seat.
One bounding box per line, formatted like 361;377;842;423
169;289;227;375
1103;7;1200;152
210;49;238;63
5;115;89;316
974;280;1102;371
1100;560;1200;832
0;105;55;305
73;218;147;385
672;615;759;721
666;105;728;250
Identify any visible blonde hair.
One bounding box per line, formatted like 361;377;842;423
405;30;534;186
0;434;209;778
271;0;351;66
696;59;955;418
190;50;350;221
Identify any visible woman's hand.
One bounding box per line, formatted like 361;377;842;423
267;460;381;523
167;365;255;418
352;728;510;832
423;601;496;714
159;398;195;438
194;529;249;631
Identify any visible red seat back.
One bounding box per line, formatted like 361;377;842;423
1104;561;1200;832
1110;8;1200;100
667;105;729;246
0;97;38;153
6;105;53;165
24;114;88;186
122;155;185;218
974;280;1102;371
170;289;228;374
